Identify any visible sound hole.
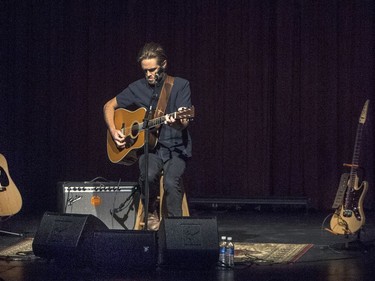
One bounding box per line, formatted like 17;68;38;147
0;167;9;188
131;123;139;138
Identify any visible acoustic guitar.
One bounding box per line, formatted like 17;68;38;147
329;100;369;235
0;154;23;217
107;106;195;165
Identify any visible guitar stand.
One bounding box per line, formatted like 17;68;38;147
332;229;371;253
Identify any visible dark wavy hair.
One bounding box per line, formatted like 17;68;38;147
137;42;167;66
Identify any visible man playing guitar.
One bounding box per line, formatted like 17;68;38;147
103;42;192;230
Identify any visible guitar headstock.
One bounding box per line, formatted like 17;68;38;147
175;106;195;120
359;100;370;124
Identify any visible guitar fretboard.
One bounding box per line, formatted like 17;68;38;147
348;123;364;187
344;100;369;210
138;116;167;131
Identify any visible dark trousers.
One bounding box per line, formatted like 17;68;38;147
139;153;186;216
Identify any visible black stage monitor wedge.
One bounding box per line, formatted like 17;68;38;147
158;216;219;268
32;212;108;263
57;181;139;230
90;230;157;271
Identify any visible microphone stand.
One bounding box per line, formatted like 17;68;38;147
142;76;160;230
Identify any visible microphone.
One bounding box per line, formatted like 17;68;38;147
155;72;160;82
155;66;165;83
112;202;126;213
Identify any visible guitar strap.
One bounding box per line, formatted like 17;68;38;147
154;75;175;118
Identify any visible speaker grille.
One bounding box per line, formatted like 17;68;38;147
91;230;157;271
158;217;219;268
32;212;108;261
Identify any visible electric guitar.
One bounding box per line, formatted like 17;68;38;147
107;106;195;165
329;100;369;235
0;154;23;216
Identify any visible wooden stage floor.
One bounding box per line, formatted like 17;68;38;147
0;205;374;281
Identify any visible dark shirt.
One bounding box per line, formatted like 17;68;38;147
116;76;192;161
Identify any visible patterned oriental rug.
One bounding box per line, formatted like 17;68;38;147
234;242;313;265
0;238;37;261
0;238;313;265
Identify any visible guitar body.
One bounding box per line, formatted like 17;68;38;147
329;100;370;235
330;180;368;235
107;108;157;165
107;106;195;165
0;154;23;216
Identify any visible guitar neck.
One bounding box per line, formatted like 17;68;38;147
138;108;192;131
347;100;369;188
139;115;167;131
349;124;363;181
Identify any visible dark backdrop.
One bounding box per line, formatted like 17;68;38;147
1;0;374;215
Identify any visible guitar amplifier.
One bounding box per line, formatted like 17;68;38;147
57;181;139;230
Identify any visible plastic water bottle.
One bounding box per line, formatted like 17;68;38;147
225;236;234;268
218;235;227;267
